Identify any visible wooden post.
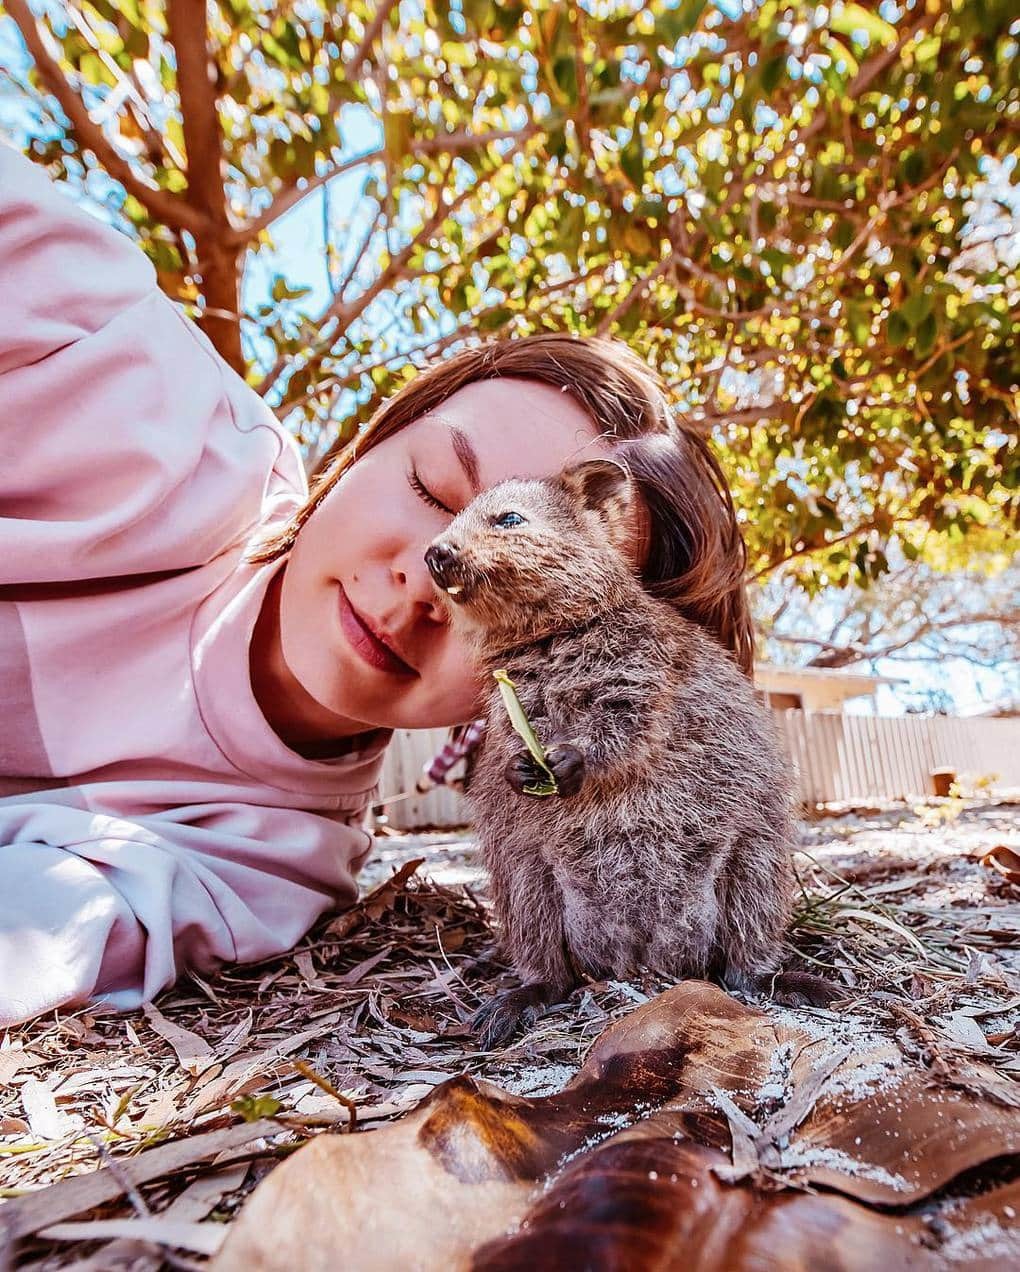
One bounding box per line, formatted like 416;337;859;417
929;767;956;797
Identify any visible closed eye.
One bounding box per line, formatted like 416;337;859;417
407;466;453;515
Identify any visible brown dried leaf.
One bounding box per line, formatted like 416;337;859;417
174;1012;345;1122
293;950;328;992
143;1004;215;1076
472;1132;931;1272
980;844;1020;887
1;1119;281;1242
325;858;426;939
212;982;1020;1271
0;1048;45;1087
334;945;394;986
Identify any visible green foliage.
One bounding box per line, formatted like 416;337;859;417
4;0;1018;585
231;1093;282;1121
493;669;559;796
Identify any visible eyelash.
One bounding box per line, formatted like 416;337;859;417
407;466;452;514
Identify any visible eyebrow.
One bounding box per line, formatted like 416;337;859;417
449;425;481;495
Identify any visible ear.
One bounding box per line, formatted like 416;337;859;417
559;459;634;552
560;459;631;514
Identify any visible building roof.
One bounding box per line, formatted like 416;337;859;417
754;662;896;709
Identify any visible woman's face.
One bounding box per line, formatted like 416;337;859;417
274;377;614;734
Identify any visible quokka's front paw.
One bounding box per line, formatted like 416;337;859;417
504;749;550;796
545;743;586;796
503;744;585;797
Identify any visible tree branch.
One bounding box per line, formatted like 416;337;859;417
568;0;591;157
750;520;883;581
5;0;206;234
164;0;245;369
64;3;181;168
166;0;227;226
232;148;385;246
278;262;604;427
769;611;1019;669
257;174;477;400
346;0;400;81
596;253;673;337
291;320;483;451
798;10;939;150
231;124;538;248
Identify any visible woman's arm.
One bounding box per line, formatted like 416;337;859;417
0;146;306;585
0;797;374;1026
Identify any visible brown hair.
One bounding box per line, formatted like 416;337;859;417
251;334;754;674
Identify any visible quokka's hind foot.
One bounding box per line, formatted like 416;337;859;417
471;979;565;1050
758;969;844;1008
722;966;844;1008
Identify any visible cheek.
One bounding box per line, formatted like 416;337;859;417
297;470;379;571
429;633;486;715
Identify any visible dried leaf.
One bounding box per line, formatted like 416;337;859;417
0;1049;45;1087
162;1162;249;1222
293;950;328;992
323;858;426;940
472;1133;931;1271
710;1087;759;1182
837;906;928;956
39;1216;227;1255
980;844;1020;887
63;1165;250;1272
1;1119;282;1241
143;1004;215;1076
20;1078;84;1141
758;1043;853;1148
175;1015;345;1122
334;945;394;986
216;1010;255;1060
942;1010;998;1054
212;982;1020;1270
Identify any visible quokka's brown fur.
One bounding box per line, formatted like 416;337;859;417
425;459;798;1041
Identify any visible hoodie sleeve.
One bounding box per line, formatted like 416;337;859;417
0;145;306;585
0;797;375;1027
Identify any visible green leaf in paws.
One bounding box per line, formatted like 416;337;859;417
523;778;559;797
493;668;559;796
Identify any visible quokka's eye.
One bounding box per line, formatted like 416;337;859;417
494;511;526;529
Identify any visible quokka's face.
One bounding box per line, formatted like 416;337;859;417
423;478;618;626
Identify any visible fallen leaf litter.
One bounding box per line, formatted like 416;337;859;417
0;796;1017;1268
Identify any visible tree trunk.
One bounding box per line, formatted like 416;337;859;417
166;0;244;375
195;238;245;375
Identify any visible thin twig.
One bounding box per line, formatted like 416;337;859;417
292;1060;357;1131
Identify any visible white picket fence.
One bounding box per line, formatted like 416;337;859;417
375;712;1020;830
773;711;1019;805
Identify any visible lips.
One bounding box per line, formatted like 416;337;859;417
338;586;416;677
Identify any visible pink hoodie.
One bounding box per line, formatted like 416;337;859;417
0;146;390;1026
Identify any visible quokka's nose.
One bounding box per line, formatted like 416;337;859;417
424;542;459;585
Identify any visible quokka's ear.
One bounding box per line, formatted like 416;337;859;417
559;459;635;552
560;458;632;513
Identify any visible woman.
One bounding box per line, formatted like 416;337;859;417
0;145;750;1025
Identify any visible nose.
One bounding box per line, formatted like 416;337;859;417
424;542;459;586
